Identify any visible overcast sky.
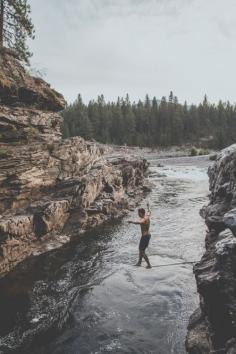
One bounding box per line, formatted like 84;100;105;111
28;0;236;105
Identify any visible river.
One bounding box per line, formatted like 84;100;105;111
0;155;210;354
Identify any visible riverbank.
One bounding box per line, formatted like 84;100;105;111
102;143;215;160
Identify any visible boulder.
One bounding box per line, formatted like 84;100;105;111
223;209;236;236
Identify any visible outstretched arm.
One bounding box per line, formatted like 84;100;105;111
146;202;151;216
128;219;145;225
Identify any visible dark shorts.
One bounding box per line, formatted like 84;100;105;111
139;234;151;251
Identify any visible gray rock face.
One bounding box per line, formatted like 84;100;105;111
0;50;149;278
223;209;236;236
186;145;236;354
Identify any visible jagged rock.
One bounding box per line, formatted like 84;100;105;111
0;137;104;213
186;307;212;354
209;154;218;161
0;129;148;277
186;144;236;354
226;339;236;354
223;209;236;236
0;106;63;144
0;49;150;278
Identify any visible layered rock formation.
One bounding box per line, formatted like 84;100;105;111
0;48;149;278
186;144;236;354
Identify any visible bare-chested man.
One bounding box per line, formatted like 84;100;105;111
128;203;152;269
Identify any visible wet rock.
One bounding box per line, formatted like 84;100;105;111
226;339;236;354
142;183;153;193
223;209;236;236
186;144;236;354
186;307;212;354
209;154;218;161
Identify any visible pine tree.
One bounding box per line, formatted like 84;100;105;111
110;100;124;145
169;91;174;103
62;92;236;150
0;0;35;63
121;94;136;145
174;96;178;105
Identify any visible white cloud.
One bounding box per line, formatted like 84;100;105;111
28;0;236;105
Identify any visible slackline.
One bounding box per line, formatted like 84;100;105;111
138;261;198;268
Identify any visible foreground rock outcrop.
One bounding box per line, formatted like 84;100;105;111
0;48;149;278
186;144;236;354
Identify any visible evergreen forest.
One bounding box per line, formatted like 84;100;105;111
62;92;236;148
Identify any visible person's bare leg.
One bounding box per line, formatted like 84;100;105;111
142;250;151;268
135;250;143;266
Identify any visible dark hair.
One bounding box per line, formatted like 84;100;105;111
138;208;145;216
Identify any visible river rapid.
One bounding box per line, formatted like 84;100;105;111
0;155;210;354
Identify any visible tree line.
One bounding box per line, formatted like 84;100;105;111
62;92;236;149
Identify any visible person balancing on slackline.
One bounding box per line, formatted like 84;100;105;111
128;202;152;269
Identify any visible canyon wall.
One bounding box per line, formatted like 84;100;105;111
186;145;236;354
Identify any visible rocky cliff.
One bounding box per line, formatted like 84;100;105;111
0;48;149;278
186;145;236;354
